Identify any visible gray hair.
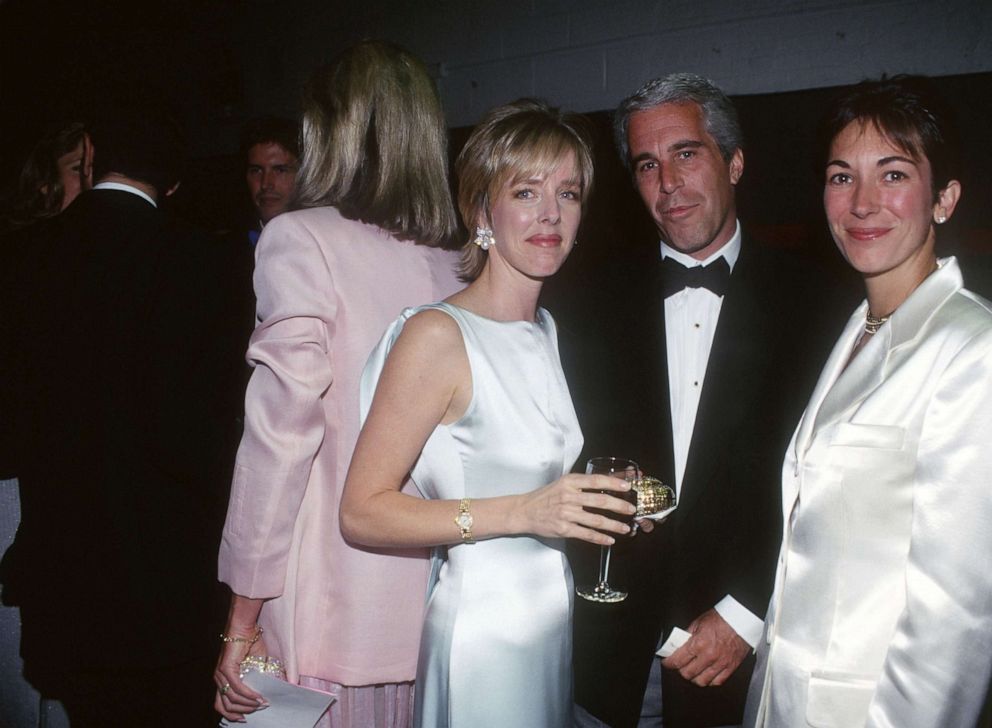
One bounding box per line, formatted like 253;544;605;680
614;73;742;169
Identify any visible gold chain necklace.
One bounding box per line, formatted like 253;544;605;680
864;312;890;335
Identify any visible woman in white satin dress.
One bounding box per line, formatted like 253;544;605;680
744;76;992;728
340;99;636;728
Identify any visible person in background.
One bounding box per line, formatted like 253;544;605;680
241;115;300;247
214;41;463;727
0;116;91;728
2;121;88;230
1;118;91;480
744;74;992;728
1;102;245;727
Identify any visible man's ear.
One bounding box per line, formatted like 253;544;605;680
81;133;95;190
729;148;744;186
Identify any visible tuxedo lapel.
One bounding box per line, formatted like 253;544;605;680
793;310;852;463
791;301;864;460
676;242;764;520
639;262;675;486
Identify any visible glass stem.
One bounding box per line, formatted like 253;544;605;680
597;545;612;587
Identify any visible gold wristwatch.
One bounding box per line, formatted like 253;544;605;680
455;498;474;542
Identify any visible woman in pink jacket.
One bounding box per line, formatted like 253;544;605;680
213;41;462;726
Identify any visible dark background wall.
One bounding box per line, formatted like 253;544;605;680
1;0;990;265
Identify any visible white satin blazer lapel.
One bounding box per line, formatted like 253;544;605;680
793;259;960;467
787;302;866;499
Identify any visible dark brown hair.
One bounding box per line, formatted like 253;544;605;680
239;116;300;162
5;121;86;227
819;75;961;200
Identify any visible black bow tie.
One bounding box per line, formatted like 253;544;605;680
660;256;731;298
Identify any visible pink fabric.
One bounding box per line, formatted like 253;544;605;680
299;676;414;728
218;207;462;686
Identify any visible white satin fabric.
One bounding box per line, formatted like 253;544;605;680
361;303;583;728
745;258;992;728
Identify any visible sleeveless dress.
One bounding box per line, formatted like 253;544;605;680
360;302;583;728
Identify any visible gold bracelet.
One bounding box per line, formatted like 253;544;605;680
220;625;263;645
454;498;474;542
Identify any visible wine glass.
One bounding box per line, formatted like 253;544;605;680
576;457;639;603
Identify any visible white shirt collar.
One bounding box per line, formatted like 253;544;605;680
92;181;157;208
659;219;741;272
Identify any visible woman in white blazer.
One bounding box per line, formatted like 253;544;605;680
745;76;992;728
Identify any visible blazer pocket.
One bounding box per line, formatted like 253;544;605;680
829;422;905;450
806;668;876;728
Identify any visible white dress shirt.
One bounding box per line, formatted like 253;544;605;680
660;220;763;647
92;181;157;208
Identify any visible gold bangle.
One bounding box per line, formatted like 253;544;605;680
220;625;263;645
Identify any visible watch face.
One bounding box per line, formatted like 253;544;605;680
456;512;473;529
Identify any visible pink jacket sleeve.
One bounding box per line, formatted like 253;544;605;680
218;215;337;598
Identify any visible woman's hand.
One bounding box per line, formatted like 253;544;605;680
513;473;635;545
214;630;270;722
214;595;269;722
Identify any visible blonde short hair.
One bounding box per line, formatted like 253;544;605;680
455;99;594;280
295;40;458;247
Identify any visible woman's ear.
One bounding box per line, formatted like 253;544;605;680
474;194;492;233
934;180;961;224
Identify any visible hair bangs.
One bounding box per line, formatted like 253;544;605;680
489;124;592;209
455;99;594;281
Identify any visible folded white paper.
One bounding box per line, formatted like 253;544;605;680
656;626;692;658
219;672;334;728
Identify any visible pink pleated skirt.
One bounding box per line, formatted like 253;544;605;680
298;676;415;728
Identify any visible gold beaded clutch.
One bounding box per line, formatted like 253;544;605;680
632;476;676;517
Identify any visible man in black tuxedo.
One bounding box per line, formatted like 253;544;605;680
0;105;244;726
569;74;839;727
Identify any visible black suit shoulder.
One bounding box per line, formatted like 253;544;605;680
4;190;243;673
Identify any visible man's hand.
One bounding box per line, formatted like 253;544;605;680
661;608;750;687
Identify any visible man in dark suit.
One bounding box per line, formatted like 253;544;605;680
0;105;244;726
569;74;838;727
240;115;300;248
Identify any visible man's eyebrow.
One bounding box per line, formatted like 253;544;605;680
669;140;704;152
630;152;656;165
